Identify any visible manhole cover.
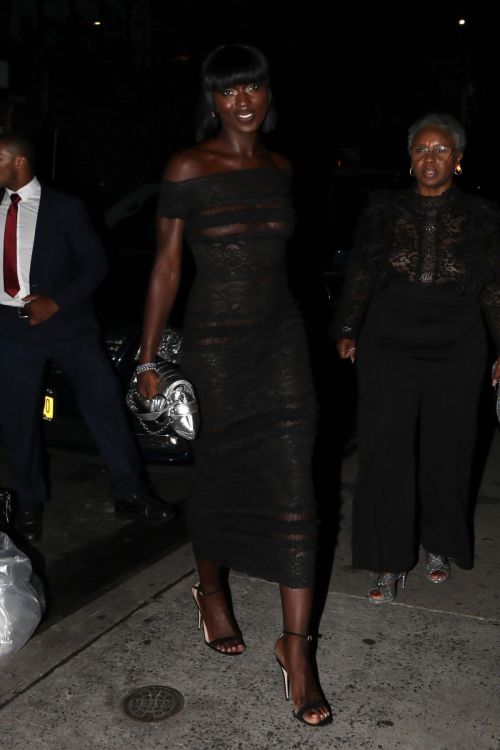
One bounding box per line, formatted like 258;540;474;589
123;685;184;722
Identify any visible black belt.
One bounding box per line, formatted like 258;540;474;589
0;304;29;319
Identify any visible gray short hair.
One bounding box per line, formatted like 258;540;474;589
407;113;467;152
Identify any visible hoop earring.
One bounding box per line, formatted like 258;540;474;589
211;110;218;120
454;162;463;176
409;165;414;176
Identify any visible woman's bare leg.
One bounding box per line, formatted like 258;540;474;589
275;585;331;724
194;558;245;654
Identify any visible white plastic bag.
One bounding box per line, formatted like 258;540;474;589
0;532;43;659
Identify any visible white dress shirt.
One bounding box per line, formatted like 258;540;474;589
0;177;41;307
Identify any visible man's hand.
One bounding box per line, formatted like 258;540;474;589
22;294;60;325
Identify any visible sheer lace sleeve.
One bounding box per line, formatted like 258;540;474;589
331;190;389;338
478;200;500;352
157;180;192;220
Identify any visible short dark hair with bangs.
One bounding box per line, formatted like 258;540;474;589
195;44;277;142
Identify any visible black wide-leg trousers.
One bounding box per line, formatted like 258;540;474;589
352;284;488;572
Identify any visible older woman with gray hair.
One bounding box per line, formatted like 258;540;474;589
334;112;500;604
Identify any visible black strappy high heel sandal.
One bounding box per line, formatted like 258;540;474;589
274;630;332;726
192;583;246;655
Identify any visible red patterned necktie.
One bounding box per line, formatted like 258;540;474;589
3;193;21;297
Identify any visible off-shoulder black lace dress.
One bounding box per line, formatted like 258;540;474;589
158;168;316;587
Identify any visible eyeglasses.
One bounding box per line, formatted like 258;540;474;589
410;145;455;161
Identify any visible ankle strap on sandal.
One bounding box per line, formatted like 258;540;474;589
282;629;314;642
193;583;221;597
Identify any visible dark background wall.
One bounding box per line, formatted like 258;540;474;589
1;2;496;200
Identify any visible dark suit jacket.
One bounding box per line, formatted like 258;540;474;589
2;184;108;341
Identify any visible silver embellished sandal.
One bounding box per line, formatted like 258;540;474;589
368;572;407;604
424;551;450;584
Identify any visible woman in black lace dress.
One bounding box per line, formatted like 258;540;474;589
334;113;500;604
137;44;330;726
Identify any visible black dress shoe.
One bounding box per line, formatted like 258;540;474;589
15;507;43;541
114;488;176;524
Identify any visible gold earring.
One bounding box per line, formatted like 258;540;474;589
454;162;462;175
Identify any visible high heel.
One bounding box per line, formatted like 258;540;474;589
274;630;332;727
424;551;450;584
191;583;245;655
368;572;407;605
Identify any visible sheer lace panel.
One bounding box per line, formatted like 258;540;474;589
197;199;287;238
273;510;316;543
158;171;293;241
391;192;467;285
201;221;286;237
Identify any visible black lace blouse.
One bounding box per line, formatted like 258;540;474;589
332;187;500;351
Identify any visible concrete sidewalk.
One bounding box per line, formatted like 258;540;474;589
1;433;500;750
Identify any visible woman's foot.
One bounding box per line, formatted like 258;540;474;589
192;583;246;655
368;572;407;604
274;631;331;726
424;551;450;584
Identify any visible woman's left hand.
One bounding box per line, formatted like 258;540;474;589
492;357;500;387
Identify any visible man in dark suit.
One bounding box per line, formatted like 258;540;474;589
0;132;175;541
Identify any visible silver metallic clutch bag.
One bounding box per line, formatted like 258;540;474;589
126;329;200;441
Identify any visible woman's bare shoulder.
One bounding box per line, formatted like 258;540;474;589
268;151;292;173
161;147;214;183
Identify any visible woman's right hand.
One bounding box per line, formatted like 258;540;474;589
336;338;357;363
137;370;159;400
